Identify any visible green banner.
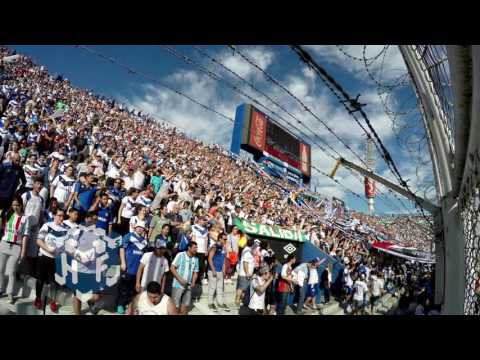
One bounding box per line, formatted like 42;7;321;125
233;218;305;242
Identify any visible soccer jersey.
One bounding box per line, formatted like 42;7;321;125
1;213;29;245
52;174;76;205
37;221;68;258
171;251;199;289
122;232;148;275
192;224;208;254
139;252;169;288
96;204;114;231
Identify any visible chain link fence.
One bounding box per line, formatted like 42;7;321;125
411;45;455;154
459;150;480;315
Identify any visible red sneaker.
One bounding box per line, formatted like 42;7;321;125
34;298;42;310
49;300;58;313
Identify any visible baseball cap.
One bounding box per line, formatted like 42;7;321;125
155;239;167;249
312;257;321;264
135;221;147;230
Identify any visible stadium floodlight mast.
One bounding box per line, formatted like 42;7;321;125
329;157;439;214
365;136;376;216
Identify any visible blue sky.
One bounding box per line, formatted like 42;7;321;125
9;45;434;215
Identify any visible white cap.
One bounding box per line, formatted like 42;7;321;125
135;221;147;230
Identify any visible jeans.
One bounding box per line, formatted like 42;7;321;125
0;242;21;295
277;291;290;315
196;253;206;284
321;284;331;303
296;280;308;312
207;270;224;305
117;273;136;307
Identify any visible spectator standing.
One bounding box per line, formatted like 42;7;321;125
369;271;385;314
207;232;229;312
117;222;148;314
34;208;67;312
0;153;26;213
246;266;274;315
170;241;199;315
352;274;369;315
50;163;75;209
90;192;114;234
276;254;296;315
117;188;139;236
136;239;169;294
235;238;255;307
192;216;208;285
0;196;29;304
71;173;97;222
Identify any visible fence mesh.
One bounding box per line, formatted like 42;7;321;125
460;151;480;315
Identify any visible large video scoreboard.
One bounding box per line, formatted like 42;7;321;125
230;104;311;181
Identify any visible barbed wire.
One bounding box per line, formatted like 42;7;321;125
159;45;381;206
289;45;434;228
226;45;373;167
224;45;418;216
335;45;389;65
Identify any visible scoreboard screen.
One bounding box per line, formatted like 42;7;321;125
231;104;311;179
266;120;301;165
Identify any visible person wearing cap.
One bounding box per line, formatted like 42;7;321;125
245;265;274;315
135;238;170;294
294;257;326;313
117;221;148;315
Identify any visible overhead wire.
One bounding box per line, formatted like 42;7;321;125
225;45;417;215
159;45;371;205
289;45;433;228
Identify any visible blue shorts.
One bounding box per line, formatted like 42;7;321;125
306;284;317;298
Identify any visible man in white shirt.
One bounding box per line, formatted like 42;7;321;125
352;274;369;315
22;177;45;263
191;216;209;286
235;238;255;306
247;266;274;315
369;271;385;314
131;281;177;315
135;239;169;293
133;162;147;190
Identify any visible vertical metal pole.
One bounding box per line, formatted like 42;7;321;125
399;46;462;314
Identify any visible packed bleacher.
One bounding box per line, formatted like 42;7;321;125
0;46;438;315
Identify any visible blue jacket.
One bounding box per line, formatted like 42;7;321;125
0;162;26;198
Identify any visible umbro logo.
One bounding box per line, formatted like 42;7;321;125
283;243;296;254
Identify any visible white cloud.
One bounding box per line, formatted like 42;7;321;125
121;45;431;214
218;46;275;82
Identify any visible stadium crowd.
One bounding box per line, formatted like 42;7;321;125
0;46;438;315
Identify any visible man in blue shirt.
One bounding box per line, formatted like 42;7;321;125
207;232;229;312
117;222;148;315
90;192;114;234
71;173;97;222
0;153;26;212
